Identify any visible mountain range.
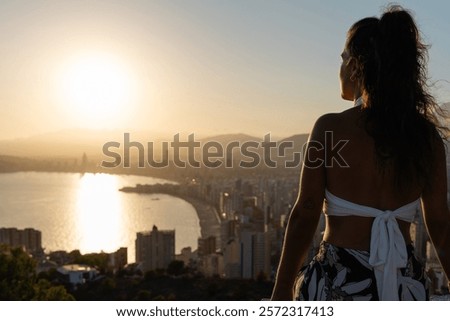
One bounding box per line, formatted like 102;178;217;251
0;129;310;160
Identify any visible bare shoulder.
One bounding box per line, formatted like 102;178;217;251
311;107;358;138
312;112;338;131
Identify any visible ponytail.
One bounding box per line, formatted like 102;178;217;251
346;5;447;191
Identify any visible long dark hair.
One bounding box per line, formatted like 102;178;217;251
346;5;447;191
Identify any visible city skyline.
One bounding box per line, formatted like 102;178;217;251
1;0;450;303
2;173;447;295
1;0;450;141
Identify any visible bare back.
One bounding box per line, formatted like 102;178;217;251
320;107;421;250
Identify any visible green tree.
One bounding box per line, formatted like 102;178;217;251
33;279;74;300
167;260;185;276
74;252;109;273
0;245;74;300
0;245;36;300
68;250;82;262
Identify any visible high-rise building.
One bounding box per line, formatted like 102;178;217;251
240;229;271;279
201;253;224;277
176;246;195;266
135;225;175;272
0;227;42;255
223;239;241;278
198;236;216;257
251;231;271;279
109;247;128;271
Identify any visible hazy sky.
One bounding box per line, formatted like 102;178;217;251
1;0;449;140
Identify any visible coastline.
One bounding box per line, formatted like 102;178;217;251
119;183;223;245
183;196;222;245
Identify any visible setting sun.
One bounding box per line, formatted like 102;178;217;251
59;51;135;127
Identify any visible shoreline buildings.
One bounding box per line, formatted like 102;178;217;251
0;227;43;256
135;225;175;272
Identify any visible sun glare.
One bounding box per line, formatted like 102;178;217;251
76;173;124;254
59;52;135;127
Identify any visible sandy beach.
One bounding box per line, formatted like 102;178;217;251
184;196;222;245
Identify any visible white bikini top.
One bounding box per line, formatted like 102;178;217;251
323;189;421;300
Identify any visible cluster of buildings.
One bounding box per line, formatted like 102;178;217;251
131;175;449;295
0;227;127;288
1;173;449;295
129;176;299;280
0;227;43;256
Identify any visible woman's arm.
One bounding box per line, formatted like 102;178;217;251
421;136;450;284
271;116;329;300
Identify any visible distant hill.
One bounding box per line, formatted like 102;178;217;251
0;130;306;158
279;134;309;150
0;128;166;159
199;133;309;149
200;133;261;145
194;133;308;169
0;130;310;172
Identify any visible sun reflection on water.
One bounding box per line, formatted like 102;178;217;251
75;173;124;254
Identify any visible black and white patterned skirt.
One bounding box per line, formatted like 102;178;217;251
295;241;428;301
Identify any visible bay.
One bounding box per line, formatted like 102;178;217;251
0;172;201;262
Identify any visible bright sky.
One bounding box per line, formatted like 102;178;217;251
0;0;449;140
